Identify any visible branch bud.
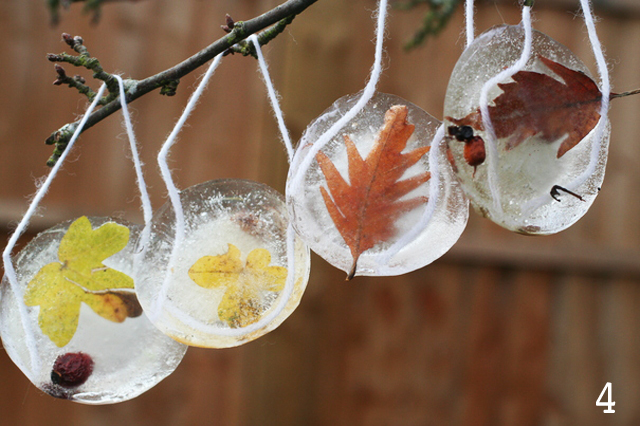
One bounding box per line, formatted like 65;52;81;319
62;33;74;47
54;63;66;77
221;14;235;33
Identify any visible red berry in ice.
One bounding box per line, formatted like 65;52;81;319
51;352;94;388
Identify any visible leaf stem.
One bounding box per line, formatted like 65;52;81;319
63;276;135;295
610;89;640;99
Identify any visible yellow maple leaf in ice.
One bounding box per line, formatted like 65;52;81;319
188;244;287;328
24;216;142;347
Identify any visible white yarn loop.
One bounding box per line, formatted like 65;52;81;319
479;5;533;217
374;124;445;267
565;0;610;192
152;38;301;336
151;53;225;321
113;75;154;250
2;83;108;378
287;0;390;198
520;0;609;216
465;0;475;47
250;34;295;162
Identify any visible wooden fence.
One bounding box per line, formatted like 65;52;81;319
1;0;640;424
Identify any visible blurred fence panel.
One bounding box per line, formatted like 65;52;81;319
1;0;640;425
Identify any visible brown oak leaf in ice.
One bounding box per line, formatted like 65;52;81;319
316;105;431;280
448;56;604;158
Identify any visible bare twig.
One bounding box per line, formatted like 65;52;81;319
226;14;296;58
52;64;97;99
48;33;119;95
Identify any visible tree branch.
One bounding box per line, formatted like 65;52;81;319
45;0;319;166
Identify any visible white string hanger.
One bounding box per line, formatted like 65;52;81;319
251;33;295;163
212;34;311;336
150;33;302;335
382;0;478;266
210;34;300;336
478;2;534;217
380;0;477;266
287;0;390;197
150;53;225;321
379;0;481;266
113;75;154;250
566;0;610;192
465;0;475;48
2;83;107;378
518;0;610;215
166;35;302;337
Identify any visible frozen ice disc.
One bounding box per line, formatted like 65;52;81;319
287;92;469;278
0;216;187;404
444;24;610;234
134;179;310;348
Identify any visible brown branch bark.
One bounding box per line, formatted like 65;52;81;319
45;0;320;166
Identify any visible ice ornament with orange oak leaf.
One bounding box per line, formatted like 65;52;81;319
287;92;468;279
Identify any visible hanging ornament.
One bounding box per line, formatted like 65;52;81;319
0;216;186;403
443;24;610;234
287;92;468;278
130;40;311;348
134;179;310;348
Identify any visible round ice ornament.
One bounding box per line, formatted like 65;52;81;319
444;24;610;234
134;179;310;348
0;216;187;404
287;92;469;278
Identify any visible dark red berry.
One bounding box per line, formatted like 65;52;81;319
447;125;486;176
51;352;94;388
463;136;486;169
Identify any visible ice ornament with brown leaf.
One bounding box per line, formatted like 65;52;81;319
287;92;468;279
444;25;610;235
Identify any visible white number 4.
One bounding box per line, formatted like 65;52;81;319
596;382;615;413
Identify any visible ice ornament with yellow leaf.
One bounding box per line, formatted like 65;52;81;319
0;216;186;404
133;179;310;348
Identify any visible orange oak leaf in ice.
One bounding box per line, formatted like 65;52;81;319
448;56;604;158
316;105;431;280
